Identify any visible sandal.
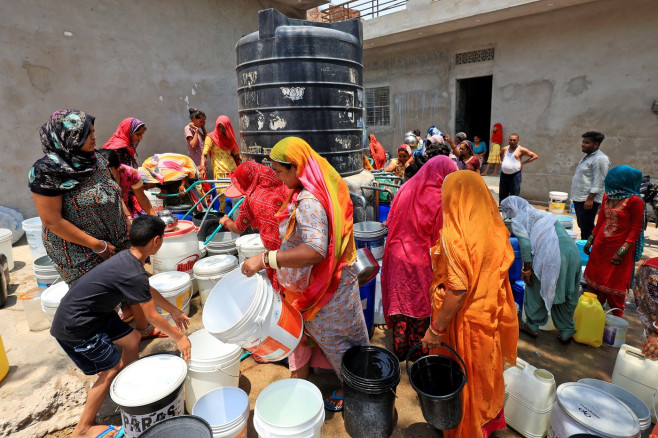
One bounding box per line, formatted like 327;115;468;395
324;390;344;412
95;426;124;438
139;324;168;339
558;335;573;344
519;321;539;338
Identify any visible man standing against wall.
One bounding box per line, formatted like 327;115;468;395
499;133;539;203
570;131;610;240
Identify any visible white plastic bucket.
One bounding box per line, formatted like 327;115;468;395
548;191;569;214
145;188;165;212
203;270;303;362
235;234;265;263
0;229;13;271
33;255;60;287
192;386;249;438
40;282;69;323
547;382;640;438
22;217;47;260
253;379;325;438
184;329;243;414
193;255;238;306
206;232;239;257
152;221;199;275
149;272;192;324
110;354;187;438
603;308;629;348
353;222;387;260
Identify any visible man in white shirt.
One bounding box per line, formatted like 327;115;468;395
570;131;610;240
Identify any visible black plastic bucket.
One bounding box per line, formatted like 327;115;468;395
139;415;213;438
341;345;401;438
406;342;468;431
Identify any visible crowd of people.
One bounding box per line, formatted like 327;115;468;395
26;108;655;437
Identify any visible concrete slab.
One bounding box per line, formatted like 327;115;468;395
1;183;657;437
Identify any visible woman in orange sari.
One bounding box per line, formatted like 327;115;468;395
422;170;518;437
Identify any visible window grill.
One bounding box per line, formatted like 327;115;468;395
455;48;495;65
366;86;390;126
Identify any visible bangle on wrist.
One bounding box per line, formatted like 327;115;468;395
269;250;279;270
92;240;108;254
652;322;658;334
260;253;266;270
522;268;532;274
263;252;271;269
430;320;446;335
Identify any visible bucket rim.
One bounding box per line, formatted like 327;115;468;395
192;386;249;428
149;271;191;293
405;342;468;400
254;378;324;429
340;345;401;390
138;415;213;438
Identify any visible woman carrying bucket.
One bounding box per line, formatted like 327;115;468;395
500;196;581;343
583;165;645;317
381;156;457;360
242;137;369;412
421;170;518;437
219;161;289;282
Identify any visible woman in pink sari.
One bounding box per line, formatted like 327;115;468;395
381;155;458;360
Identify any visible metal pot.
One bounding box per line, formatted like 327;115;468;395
157;209;179;231
355;247;380;286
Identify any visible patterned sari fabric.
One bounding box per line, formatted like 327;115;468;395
635;258;658;337
139;153;198;184
429;170;518;437
382;156;457;360
270;137;356;321
28;109;97;195
102;117;145;168
368;134;387;169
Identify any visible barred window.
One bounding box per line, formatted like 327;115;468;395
455;48;495;65
366;86;390;126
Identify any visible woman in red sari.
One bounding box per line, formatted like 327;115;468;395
367;134;387;169
584;165;645;317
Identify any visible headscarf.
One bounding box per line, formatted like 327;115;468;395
230;161;289;250
207;115;239;154
460;140;474;156
139;153;198;184
605;165;645;261
381;156;457;325
397;144;412;155
28;109;97;193
270;137;356;320
102;117;145;158
368;134;387;169
427;126;443;138
500;196;561;312
491;123;503;144
431;170;517;438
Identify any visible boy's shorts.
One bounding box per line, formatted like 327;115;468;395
56;313;134;375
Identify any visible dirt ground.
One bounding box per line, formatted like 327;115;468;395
1;175;657;437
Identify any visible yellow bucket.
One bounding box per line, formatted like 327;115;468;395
0;334;9;382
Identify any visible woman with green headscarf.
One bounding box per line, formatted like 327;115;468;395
584;165;645;317
241;137;369;412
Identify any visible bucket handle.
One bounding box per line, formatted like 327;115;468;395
405;342;468;385
605;308;622;315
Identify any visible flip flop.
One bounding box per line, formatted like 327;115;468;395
95;425;124;438
519;321;539;339
324;390;344;412
140;327;168;340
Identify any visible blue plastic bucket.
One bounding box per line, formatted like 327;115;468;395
359;278;376;337
576;240;589;266
378;203;390;222
512;280;525;310
508;237;523;282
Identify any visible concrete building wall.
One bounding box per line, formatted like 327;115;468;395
364;0;658;202
0;0;306;218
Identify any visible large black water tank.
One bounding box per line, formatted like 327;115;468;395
236;9;364;176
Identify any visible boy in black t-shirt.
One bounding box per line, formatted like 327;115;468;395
51;215;191;438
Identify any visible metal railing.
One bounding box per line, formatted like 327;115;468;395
320;0;407;22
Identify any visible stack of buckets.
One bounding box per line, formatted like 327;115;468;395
203;269;303;363
22;217;47;261
205;232;239;256
148;272;192;324
33;255;60;287
192;255;238;306
235;234;265;263
192;386;250;438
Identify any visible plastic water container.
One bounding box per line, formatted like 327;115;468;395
0;229;13;271
40;282;69;323
254;379;325;438
184;329;242;414
554;214;574;230
566;230;578;241
0;334;8;383
19;288;50;331
192;255;238;306
110;354;187;438
373;272;385;325
576;240;589;266
193;386;250;438
548;191;569;214
573;292;605;347
603;308;629;348
353;221;387;260
148;272;192;324
504;357;556;438
139;416;213;438
144;188;164;212
203;269;303;362
548;382;640;438
612;344;658;423
578;378;652;437
359;277;376;336
512;280;525;311
22;217;47;260
0;206;25;244
235;234;265;263
152;221;199;275
33;255;60;287
378;203;390;222
509;237;523;282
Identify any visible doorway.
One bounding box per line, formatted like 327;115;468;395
455;76;493;149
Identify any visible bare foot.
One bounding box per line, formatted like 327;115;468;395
73;424;121;438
